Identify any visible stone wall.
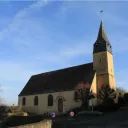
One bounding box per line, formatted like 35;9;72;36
9;120;52;128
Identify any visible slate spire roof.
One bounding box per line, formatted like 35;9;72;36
93;20;112;54
97;20;109;43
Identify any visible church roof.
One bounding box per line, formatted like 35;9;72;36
19;62;95;96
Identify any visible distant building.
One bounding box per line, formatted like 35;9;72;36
18;20;116;114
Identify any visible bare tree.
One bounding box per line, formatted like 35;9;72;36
75;87;94;109
0;87;3;105
0;85;6;107
116;87;127;97
0;86;7;120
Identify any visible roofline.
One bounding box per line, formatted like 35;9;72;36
32;62;93;77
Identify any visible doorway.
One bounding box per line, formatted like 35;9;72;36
58;98;63;112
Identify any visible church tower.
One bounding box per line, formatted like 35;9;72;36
93;20;116;91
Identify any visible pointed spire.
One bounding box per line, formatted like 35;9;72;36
97;20;109;43
93;20;112;54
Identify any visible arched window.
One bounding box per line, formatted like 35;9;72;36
22;97;26;106
48;94;53;106
34;96;38;106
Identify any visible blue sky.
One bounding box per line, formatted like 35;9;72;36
0;1;128;105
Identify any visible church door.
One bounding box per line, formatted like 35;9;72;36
58;98;63;112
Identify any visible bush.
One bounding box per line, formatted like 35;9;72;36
93;98;120;112
118;96;126;106
0;106;8;120
123;93;128;103
95;103;120;112
103;98;114;106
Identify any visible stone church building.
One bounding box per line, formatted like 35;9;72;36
18;20;116;114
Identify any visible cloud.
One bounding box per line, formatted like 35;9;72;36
0;0;49;41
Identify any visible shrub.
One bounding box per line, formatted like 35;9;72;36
93;98;120;112
118;96;126;106
95;103;120;112
123;93;128;103
103;98;114;106
0;106;8;120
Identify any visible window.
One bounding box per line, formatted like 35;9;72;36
22;97;26;106
48;94;53;106
34;96;38;106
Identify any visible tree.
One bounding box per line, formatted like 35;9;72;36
0;86;6;106
0;86;8;120
123;93;128;103
118;96;125;106
75;87;94;109
0;87;3;105
98;84;117;105
116;87;127;97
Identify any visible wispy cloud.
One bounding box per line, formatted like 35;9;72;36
0;0;49;41
0;0;51;105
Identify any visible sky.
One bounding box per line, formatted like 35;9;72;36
0;0;128;105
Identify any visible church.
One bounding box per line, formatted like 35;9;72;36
18;20;116;115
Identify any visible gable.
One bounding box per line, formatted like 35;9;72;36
19;62;95;96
